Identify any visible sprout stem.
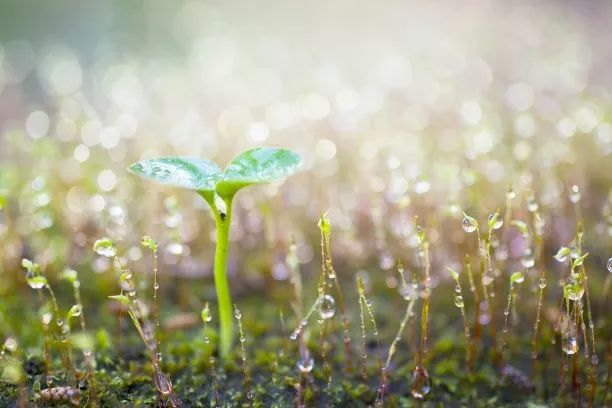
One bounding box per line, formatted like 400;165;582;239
213;197;234;359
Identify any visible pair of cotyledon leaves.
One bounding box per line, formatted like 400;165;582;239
128;147;302;200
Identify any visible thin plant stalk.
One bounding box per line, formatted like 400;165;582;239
201;304;220;407
358;279;368;383
36;289;52;387
576;224;598;404
234;305;253;406
415;224;431;370
448;267;472;373
45;283;75;386
152;244;161;361
71;277;97;406
319;213;353;371
464;254;480;363
375;291;417;407
358;275;382;375
499;272;524;372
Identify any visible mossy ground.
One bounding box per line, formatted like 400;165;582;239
1;264;609;407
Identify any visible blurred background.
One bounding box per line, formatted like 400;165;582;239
0;0;611;297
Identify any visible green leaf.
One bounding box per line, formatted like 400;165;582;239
215;147;302;198
128;157;222;192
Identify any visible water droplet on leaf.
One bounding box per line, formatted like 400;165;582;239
93;238;116;257
462;213;478;233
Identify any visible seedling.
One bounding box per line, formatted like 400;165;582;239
129;147;302;357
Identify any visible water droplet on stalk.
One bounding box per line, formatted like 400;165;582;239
607;257;612;273
410;366;431;399
3;338;17;352
297;354;314;373
42;313;52;326
561;316;578;355
527;197;538;212
454;295;464;308
319;295;336;320
152;364;173;395
521;251;535;268
569;185;581;203
538;278;547;289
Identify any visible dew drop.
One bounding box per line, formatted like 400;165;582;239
3;338;17;352
561;316;578;355
538;278;547;289
454;295;464;308
527;197;539;212
297;355;314;373
319;295;336;320
521;251;535;268
569;185;581;203
26;274;46;290
462;215;477;233
93;238;116;257
488;213;503;230
166;242;184;256
554;246;570;263
607;257;612;273
152;364;173;395
42;313;52;326
410;366;431;399
234;308;242;320
454;284;461;293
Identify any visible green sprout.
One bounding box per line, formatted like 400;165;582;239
128;147;302;357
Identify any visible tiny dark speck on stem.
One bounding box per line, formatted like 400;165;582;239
219;211;226;221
